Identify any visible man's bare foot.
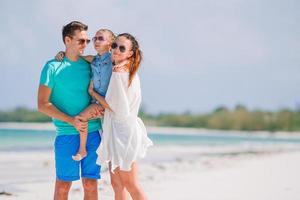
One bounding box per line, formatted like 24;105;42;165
72;151;87;161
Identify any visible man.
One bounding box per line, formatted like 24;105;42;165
38;21;103;200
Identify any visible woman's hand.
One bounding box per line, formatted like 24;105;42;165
107;106;114;113
88;80;94;97
89;104;104;118
113;60;129;72
55;51;65;61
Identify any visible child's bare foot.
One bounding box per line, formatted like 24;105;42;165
72;150;87;161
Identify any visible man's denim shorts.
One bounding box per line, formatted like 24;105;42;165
54;130;101;181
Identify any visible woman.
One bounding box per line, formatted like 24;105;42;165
91;33;153;200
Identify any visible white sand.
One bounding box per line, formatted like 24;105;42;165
1;145;300;200
148;151;300;200
1;123;300;199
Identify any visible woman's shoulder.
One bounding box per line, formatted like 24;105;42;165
111;71;129;86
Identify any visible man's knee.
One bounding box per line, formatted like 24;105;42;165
55;180;72;195
82;178;98;193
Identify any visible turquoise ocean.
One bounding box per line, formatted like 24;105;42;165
1;128;300;152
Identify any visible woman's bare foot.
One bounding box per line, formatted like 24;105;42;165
72;150;87;161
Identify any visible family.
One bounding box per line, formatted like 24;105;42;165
37;21;153;200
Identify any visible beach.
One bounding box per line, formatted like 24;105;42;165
1;123;300;199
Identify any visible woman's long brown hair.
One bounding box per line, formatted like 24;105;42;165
118;33;142;86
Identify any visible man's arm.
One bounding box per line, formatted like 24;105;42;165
54;51;94;63
81;55;94;63
37;85;87;133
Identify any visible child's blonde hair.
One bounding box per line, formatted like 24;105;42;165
97;29;116;44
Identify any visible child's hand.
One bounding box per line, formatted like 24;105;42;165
88;80;94;96
55;51;65;61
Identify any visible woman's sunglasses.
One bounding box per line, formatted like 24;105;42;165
111;42;126;53
92;36;104;43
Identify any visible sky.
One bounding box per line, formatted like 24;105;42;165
0;0;299;114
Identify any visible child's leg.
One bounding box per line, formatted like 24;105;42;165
72;104;101;161
72;128;88;161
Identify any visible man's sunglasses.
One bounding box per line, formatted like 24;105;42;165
92;36;105;42
111;42;126;53
76;38;90;45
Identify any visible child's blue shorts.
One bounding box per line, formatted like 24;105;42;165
54;130;101;181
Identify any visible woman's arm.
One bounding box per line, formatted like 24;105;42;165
88;81;113;112
91;92;113;112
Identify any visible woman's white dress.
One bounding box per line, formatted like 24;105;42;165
96;72;153;172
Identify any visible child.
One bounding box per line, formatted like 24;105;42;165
55;29;116;161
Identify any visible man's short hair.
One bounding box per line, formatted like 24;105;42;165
62;21;88;44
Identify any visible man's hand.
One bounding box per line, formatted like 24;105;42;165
71;116;88;133
55;51;65;61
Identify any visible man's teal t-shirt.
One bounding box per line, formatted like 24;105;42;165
39;57;101;135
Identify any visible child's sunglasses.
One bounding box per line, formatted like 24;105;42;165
92;36;105;43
